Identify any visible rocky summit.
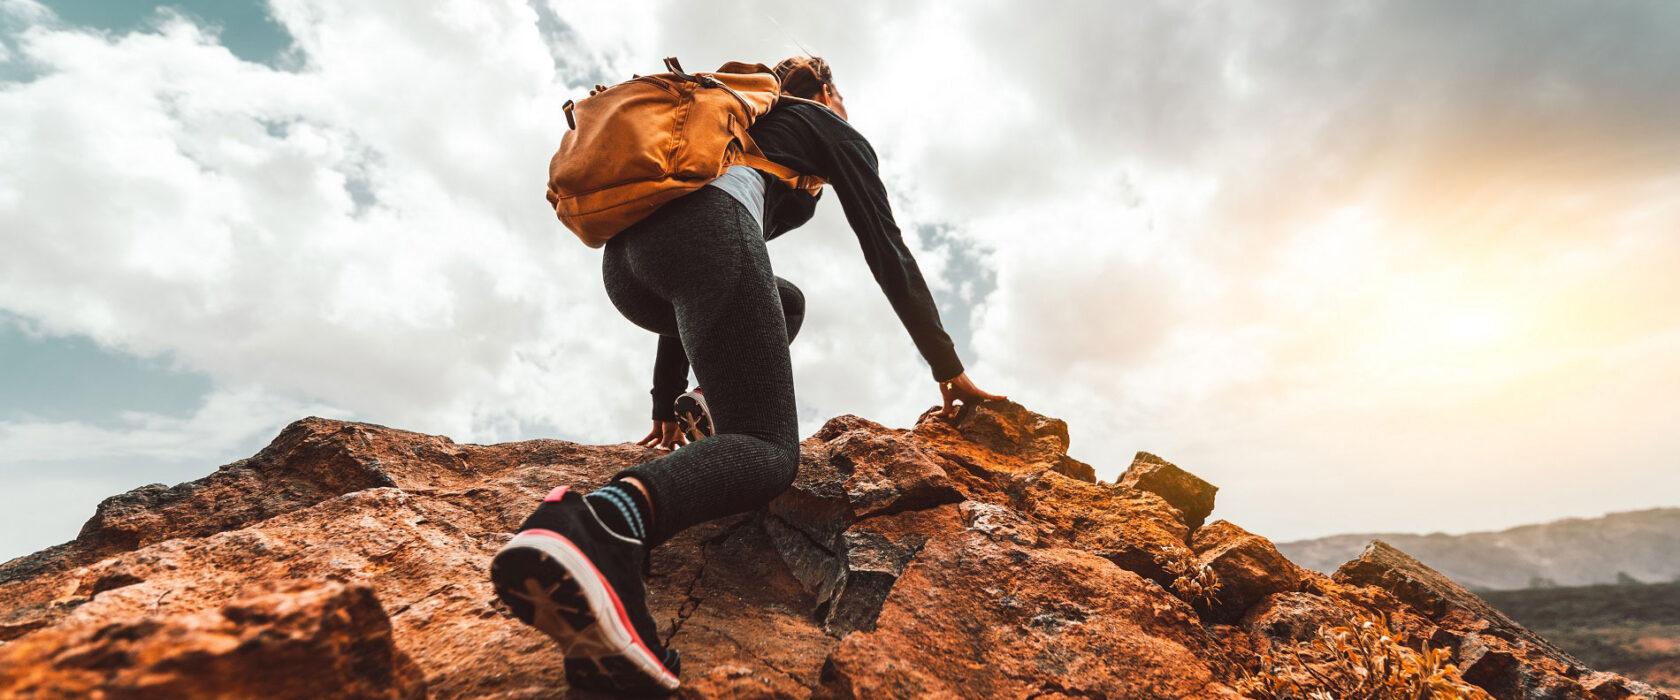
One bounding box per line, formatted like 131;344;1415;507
0;400;1669;699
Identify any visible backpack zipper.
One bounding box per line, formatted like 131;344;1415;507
694;74;756;118
627;76;680;97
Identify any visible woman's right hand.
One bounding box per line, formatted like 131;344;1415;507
637;420;688;451
937;372;1008;419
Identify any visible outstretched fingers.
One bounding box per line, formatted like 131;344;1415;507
663;423;688;450
639;421;690;450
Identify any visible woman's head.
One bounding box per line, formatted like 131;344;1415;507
773;56;847;120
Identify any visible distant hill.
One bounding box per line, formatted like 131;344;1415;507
1278;508;1680;591
1483;580;1680;694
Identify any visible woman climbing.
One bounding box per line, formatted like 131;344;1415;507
489;56;1006;694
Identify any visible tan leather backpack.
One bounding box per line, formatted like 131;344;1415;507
545;57;828;248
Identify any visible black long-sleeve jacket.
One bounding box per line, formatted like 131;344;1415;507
648;100;964;420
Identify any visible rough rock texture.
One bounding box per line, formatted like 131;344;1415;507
822;507;1240;699
1192;520;1303;623
0;582;424;700
0;400;1664;699
1337;540;1673;700
1016;469;1193;588
1119;451;1218;530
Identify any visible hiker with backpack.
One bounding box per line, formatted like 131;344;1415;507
490;56;1005;694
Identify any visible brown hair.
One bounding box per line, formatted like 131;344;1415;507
772;56;834;100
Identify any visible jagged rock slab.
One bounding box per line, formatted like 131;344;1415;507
1119;451;1218;531
1337;540;1575;660
647;514;838;699
910;399;1097;486
0;582;425;700
1336;540;1676;700
1192;520;1304;622
1016;469;1195;587
765;416;961;637
822;505;1242;699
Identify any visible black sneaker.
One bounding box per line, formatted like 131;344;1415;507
491;486;681;695
672;389;713;442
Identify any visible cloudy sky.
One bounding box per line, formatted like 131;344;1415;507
3;0;1677;563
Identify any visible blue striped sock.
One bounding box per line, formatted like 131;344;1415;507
584;484;647;542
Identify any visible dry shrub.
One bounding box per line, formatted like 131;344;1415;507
1155;544;1221;610
1234;612;1492;700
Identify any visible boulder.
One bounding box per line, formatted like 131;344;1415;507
822;506;1242;699
1335;540;1580;664
1016;470;1193;587
911;399;1097;485
1117;451;1218;530
1191;520;1303;622
0;582;424;699
765;418;962;636
1334;540;1677;700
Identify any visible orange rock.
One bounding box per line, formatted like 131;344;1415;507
1335;540;1675;700
1192;520;1304;622
1017;470;1194;588
0;403;1665;699
1118;451;1218;530
824;506;1242;699
911;399;1097;486
0;581;424;699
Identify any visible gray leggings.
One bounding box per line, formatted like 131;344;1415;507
601;186;801;548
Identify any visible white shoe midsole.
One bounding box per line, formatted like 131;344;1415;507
498;532;678;688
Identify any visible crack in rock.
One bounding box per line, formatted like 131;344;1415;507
663;518;752;647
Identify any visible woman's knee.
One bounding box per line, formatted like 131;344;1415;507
776;277;805;342
770;441;801;491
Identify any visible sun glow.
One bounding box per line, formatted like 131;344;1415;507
1442;308;1508;346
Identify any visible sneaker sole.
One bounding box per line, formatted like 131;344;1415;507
491;531;680;694
673;393;713;442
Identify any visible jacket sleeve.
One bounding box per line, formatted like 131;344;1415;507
650;334;689;421
762;181;821;241
821;134;965;382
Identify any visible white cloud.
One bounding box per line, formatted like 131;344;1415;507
0;0;49;25
0;386;339;462
788;0;1680;539
2;0;1678;552
0;0;645;445
0;384;347;562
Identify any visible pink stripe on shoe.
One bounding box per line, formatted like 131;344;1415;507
517;528;679;684
544;485;571;502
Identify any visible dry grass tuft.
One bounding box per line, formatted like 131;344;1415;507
1155;544;1222;610
1234;611;1492;700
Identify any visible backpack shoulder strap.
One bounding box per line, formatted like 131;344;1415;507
734;130;827;193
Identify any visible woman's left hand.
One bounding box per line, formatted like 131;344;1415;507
636;420;688;451
937;372;1007;418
